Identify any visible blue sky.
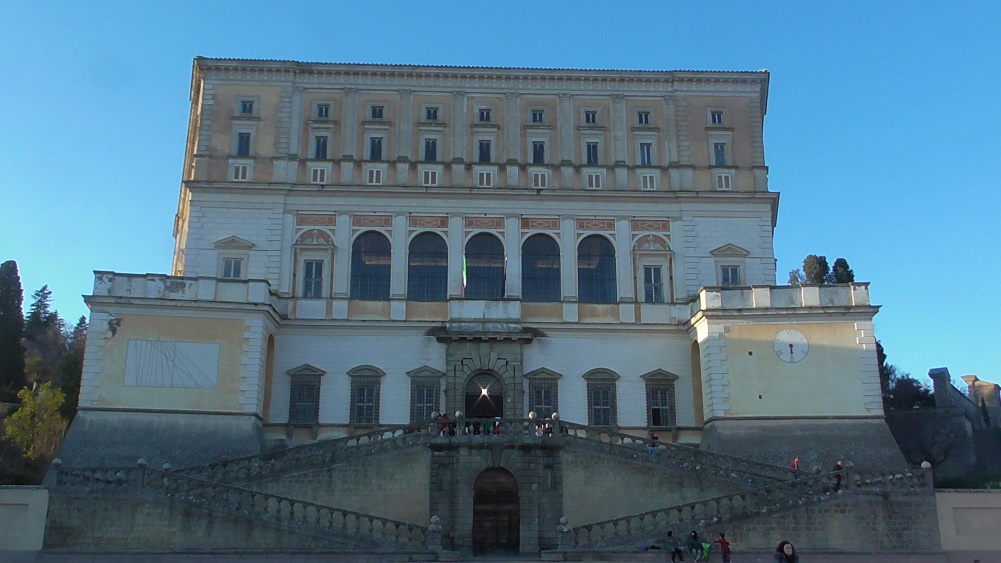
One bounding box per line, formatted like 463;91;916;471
1;2;998;383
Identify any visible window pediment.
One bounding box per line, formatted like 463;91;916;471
287;363;326;377
524;367;563;380
640;368;679;381
407;365;445;378
582;368;620;381
213;236;256;250
710;243;750;257
347;365;386;378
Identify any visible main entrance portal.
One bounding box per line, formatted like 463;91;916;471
472;468;520;554
465;372;504;419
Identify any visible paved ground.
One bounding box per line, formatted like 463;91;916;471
2;551;998;563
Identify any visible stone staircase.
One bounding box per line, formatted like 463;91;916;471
50;462;428;550
566;467;933;549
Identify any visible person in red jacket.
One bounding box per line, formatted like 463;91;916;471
712;533;731;563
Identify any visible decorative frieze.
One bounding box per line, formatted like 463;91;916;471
296;214;337;226
576;219;615;231
410;215;449;229
352;215;393;228
521;217;560;231
465;216;505;230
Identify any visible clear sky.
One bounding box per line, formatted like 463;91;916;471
1;2;998;383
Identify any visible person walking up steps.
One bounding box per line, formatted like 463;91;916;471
712;533;731;563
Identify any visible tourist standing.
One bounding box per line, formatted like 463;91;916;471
648;431;659;460
773;540;799;562
687;531;703;561
790;456;800;478
665;530;684;562
832;459;844;492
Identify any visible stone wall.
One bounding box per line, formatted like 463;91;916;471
0;486;48;550
44;494;345;550
719;493;940;552
561;447;745;525
936;489;1001;551
248;447;431;525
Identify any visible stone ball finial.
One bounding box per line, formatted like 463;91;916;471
528;411;536;420
431;411;440;420
428;515;442;532
551;412;559;421
455;410;463;419
137;458;147;468
52;458;62;467
921;461;932;469
559;516;568;525
162;463;173;472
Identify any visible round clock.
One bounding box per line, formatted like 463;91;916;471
773;329;809;363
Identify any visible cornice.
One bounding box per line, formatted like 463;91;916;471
193;58;768;97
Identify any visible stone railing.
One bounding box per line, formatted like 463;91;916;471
50;463;427;549
91;271;282;311
693;283;873;316
560;421;797;487
178;424;432;483
570;467;932;548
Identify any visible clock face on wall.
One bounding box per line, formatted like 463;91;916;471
773;329;809;363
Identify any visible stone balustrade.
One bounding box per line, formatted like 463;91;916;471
570;467;932;548
694;282;872;315
560;421;797;486
91;271;279;308
51;463;427;549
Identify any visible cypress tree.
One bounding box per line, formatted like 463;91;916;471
0;260;26;391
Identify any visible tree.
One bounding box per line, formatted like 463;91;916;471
802;254;831;284
58;315;87;418
24;285;57;334
3;382;67;461
22;285;65;387
0;261;26;392
878;340;934;409
787;269;806;285
832;258;855;283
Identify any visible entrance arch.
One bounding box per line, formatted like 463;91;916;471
472;468;519;554
465;372;504;419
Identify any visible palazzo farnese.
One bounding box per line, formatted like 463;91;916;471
49;58;935;556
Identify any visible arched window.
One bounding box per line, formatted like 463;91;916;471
464;234;505;299
522;234;561;303
350;231;391;300
408;233;448;302
577;235;616;303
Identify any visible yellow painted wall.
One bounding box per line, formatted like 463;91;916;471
723;322;869;417
95;314;248;413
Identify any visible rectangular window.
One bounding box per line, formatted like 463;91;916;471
237;132;251;157
532;141;545;164
639;142;652;166
303;259;323;298
713;142;727;166
371;105;384;119
532;110;544;123
425;106;439;121
715;173;732;191
314;136;328;160
478;108;491;122
478;140;491;163
369;137;383;160
422;169;438;186
643;265;664;303
721;266;740;287
240;100;254;115
584;110;597;124
586;142;599;165
288;376;320;425
317;104;330;119
588;381;615;426
424;138;438;162
637;111;650;125
586;172;602;189
648;384;674;427
529;381;558;418
410;380;439;424
222;258;243;279
366;167;383;185
310;166;327;184
352;381;379;424
640;173;656;191
477;170;493;187
232;164;249;181
532;171;548;188
711;110;724;124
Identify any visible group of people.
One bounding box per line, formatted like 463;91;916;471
659;531;800;562
790;455;846;492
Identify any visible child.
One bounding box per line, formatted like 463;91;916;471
713;533;731;563
687;531;703;562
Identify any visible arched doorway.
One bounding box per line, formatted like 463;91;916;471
465;372;504;419
472;468;519;554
